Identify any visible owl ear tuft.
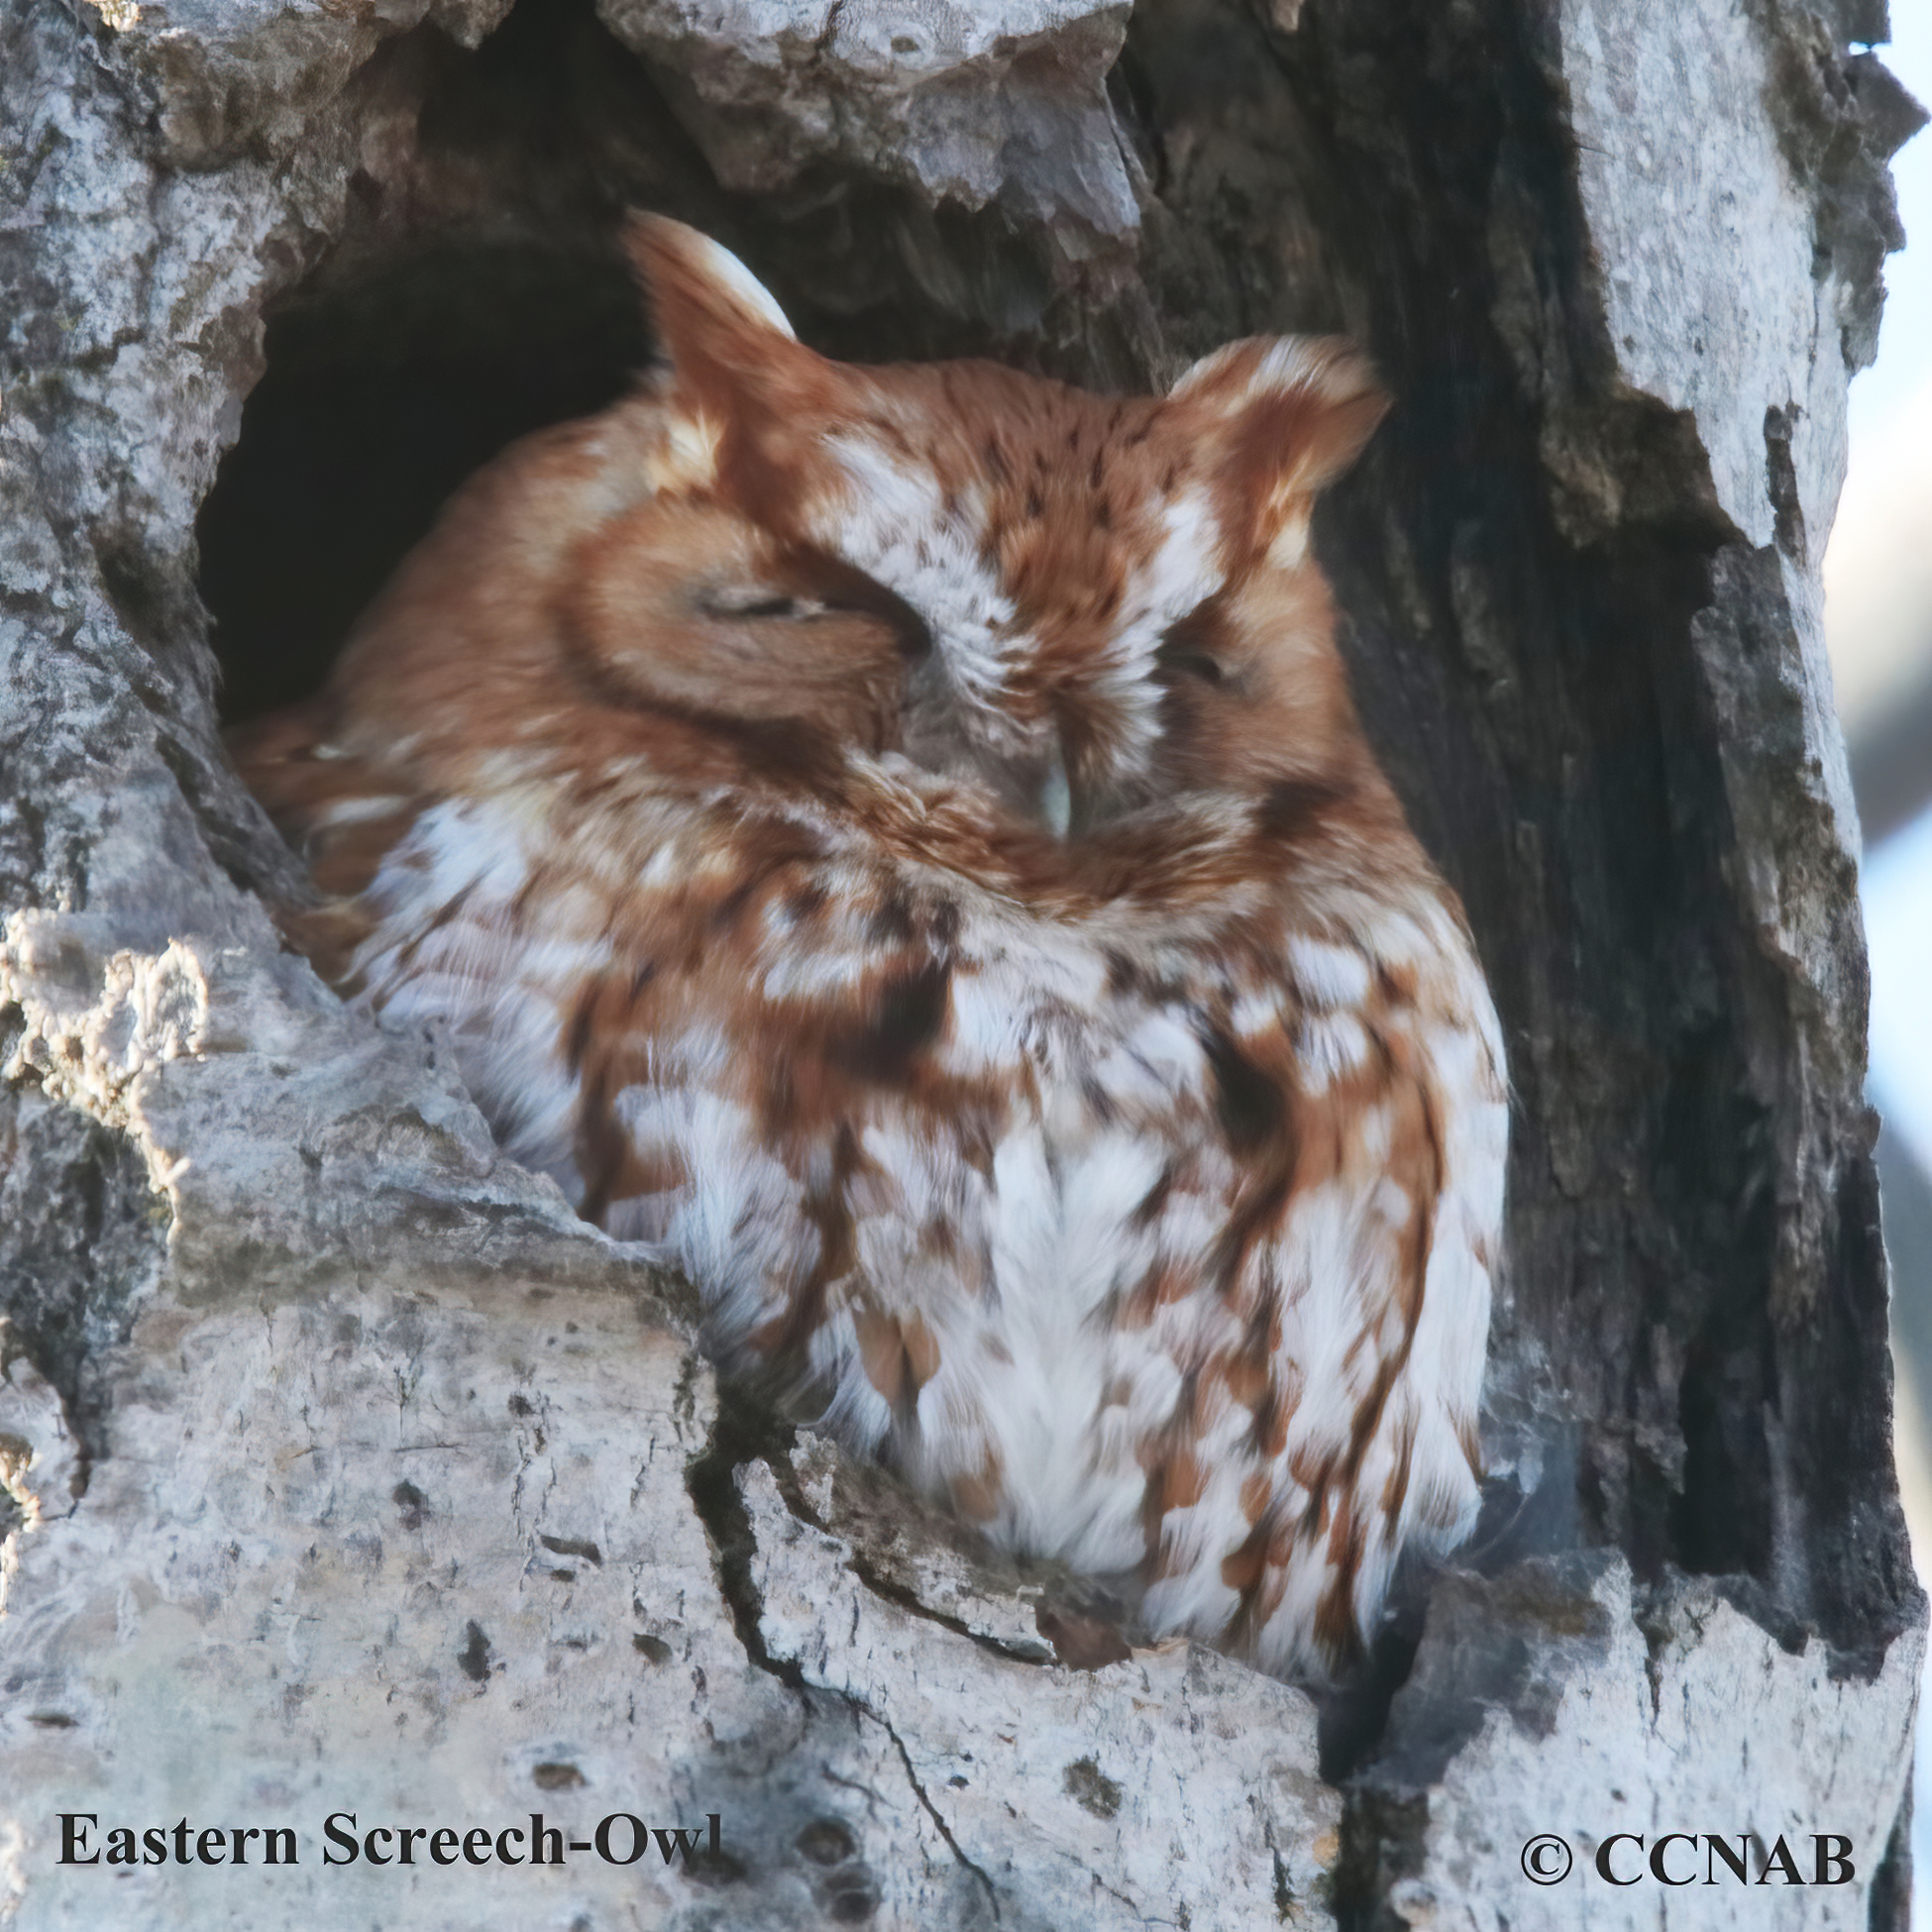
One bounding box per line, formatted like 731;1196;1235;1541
1169;336;1389;499
621;214;816;414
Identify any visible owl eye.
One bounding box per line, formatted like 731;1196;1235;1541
1155;647;1225;687
1152;628;1226;687
699;573;933;662
705;590;817;620
1152;596;1230;689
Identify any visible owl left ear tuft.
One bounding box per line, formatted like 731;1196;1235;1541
621;213;819;419
1169;336;1389;501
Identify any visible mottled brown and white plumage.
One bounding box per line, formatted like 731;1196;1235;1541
235;217;1507;1678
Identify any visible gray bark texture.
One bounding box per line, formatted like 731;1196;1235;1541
0;0;1925;1925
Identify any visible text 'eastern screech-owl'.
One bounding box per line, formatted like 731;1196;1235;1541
236;217;1507;1679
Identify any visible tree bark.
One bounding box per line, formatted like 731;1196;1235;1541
0;0;1923;1924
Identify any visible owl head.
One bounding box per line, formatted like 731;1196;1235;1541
564;217;1390;841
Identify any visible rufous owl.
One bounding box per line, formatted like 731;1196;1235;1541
234;216;1508;1679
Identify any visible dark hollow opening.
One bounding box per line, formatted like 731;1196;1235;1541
197;238;652;727
192;0;699;726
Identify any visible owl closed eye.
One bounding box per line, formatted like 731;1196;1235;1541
234;215;1507;1680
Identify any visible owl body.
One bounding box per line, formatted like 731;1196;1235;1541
239;220;1507;1677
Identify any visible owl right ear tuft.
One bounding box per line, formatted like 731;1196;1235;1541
1168;336;1389;499
621;214;823;423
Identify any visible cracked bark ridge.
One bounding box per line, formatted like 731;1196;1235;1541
737;1455;1342;1925
0;0;1925;1922
1341;1554;1922;1928
597;0;1142;250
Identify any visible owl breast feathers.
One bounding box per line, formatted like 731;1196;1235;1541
235;216;1507;1679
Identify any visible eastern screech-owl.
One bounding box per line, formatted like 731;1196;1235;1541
235;217;1507;1679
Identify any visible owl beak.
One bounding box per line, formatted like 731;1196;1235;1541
1038;742;1072;840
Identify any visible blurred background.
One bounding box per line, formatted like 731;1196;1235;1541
1835;6;1932;1911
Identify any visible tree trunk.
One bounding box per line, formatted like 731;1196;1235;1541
0;0;1923;1924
